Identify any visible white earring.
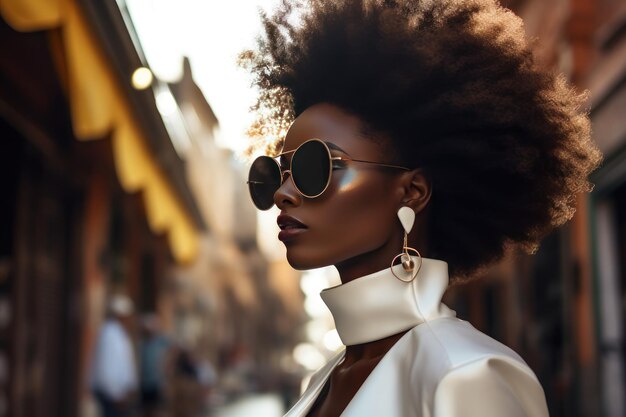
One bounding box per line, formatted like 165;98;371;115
397;206;415;234
390;206;422;282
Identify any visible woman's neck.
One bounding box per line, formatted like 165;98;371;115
335;233;428;284
342;330;409;363
335;253;393;284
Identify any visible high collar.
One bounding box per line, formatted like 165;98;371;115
320;256;455;346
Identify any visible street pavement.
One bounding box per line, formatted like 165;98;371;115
212;393;285;417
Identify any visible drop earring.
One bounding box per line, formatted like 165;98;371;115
390;206;422;282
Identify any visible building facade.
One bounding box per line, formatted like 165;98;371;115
0;1;206;416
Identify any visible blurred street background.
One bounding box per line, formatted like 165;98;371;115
0;1;624;416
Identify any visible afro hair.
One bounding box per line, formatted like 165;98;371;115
240;0;603;280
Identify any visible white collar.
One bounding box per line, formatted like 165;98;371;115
320;256;455;346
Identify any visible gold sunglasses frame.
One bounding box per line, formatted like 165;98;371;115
247;138;411;207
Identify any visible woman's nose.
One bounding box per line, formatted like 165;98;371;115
273;170;302;209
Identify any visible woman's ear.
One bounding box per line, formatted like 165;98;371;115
401;169;432;214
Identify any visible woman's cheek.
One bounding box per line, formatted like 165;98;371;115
285;170;397;268
318;197;396;260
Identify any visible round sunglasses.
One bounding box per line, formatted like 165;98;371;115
247;138;411;210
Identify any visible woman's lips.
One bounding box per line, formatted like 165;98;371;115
277;214;308;242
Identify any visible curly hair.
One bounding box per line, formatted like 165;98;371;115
240;0;603;280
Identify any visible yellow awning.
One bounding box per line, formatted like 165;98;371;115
1;0;199;263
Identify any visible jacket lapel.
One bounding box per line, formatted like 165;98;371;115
284;351;346;417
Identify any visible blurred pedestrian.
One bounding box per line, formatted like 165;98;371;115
170;346;202;417
139;314;171;417
195;356;218;413
90;294;138;417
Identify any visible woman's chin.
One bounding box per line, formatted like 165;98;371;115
285;256;317;271
285;250;331;271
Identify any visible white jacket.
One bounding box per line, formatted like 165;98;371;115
284;257;549;417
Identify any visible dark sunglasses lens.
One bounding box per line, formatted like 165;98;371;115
248;156;281;210
292;140;330;197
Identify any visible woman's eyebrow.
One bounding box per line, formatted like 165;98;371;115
325;141;350;155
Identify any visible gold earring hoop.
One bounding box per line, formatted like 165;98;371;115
390;206;423;282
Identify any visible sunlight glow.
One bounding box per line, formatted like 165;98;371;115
131;67;153;90
293;343;327;371
323;329;343;352
125;0;283;153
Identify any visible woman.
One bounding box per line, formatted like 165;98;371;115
242;0;602;416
